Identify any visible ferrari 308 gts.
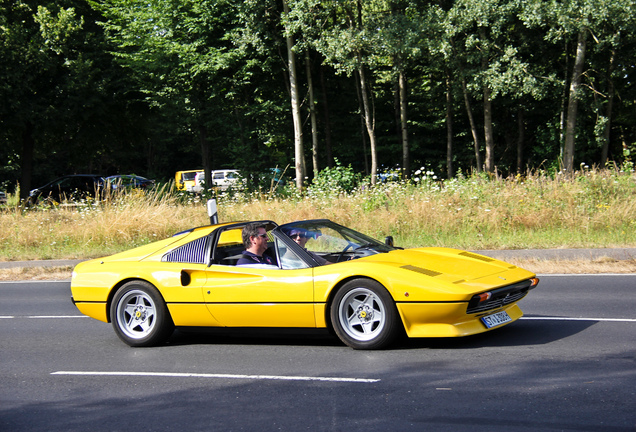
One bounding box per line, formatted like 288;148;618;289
71;219;539;349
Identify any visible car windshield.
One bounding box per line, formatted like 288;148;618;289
278;220;395;255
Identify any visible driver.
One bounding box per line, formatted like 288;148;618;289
286;228;328;265
236;223;276;266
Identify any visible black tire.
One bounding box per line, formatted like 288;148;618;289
330;278;400;349
110;280;174;347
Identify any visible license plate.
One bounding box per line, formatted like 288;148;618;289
481;311;512;329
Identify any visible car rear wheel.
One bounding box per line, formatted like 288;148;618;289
110;281;174;347
330;279;400;349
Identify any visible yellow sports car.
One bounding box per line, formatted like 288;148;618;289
71;219;539;349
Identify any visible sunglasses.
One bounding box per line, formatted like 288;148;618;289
254;233;268;239
291;234;308;239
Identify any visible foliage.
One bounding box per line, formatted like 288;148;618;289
306;160;361;198
1;0;636;195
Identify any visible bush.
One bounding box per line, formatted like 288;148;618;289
307;160;361;198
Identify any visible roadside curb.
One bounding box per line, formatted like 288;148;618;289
476;248;636;262
0;259;85;269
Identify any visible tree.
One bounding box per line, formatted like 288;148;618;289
290;0;387;184
0;0;126;198
3;0;636;195
562;28;587;173
522;0;636;171
96;0;249;188
377;1;425;179
282;0;306;189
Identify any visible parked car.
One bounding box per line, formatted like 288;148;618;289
193;169;243;192
175;170;203;191
106;175;155;190
29;175;105;204
0;191;6;205
71;218;539;349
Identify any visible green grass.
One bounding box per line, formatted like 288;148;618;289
1;166;635;261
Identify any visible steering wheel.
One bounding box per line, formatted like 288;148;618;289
336;242;355;262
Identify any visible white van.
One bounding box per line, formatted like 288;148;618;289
194;169;242;192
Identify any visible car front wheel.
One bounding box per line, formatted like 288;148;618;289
110;281;174;347
330;279;400;349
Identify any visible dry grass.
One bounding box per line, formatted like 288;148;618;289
1;167;635;261
0;189;210;260
0;266;74;281
505;257;636;274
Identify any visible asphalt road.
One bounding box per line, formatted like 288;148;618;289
1;275;635;431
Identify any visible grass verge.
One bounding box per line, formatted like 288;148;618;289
1;167;634;263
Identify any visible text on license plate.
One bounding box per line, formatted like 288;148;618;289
481;311;512;329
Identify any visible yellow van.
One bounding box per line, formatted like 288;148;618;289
174;170;203;191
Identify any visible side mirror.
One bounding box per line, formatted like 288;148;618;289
384;236;394;247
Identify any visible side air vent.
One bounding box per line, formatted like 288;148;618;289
459;251;495;262
162;236;210;264
401;265;442;277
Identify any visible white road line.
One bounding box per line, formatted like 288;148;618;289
521;316;636;323
0;315;88;319
51;371;380;383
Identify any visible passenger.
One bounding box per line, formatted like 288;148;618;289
236;223;275;266
287;228;328;265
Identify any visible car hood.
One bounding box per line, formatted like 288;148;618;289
361;247;527;284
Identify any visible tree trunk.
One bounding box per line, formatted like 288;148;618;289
559;40;569;159
563;29;587;172
353;0;376;184
283;0;305;190
399;69;410;179
461;77;482;172
305;51;319;178
358;61;377;185
354;71;369;176
445;68;453;179
478;29;494;173
483;83;495;173
601;48;615;165
394;78;400;162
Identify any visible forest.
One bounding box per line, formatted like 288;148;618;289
1;0;635;198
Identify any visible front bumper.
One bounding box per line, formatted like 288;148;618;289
397;302;523;338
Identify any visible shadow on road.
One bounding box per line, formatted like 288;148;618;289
394;318;595;350
162;317;594;350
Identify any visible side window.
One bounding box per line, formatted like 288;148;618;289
275;237;309;270
211;228;245;265
162;236;210;264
